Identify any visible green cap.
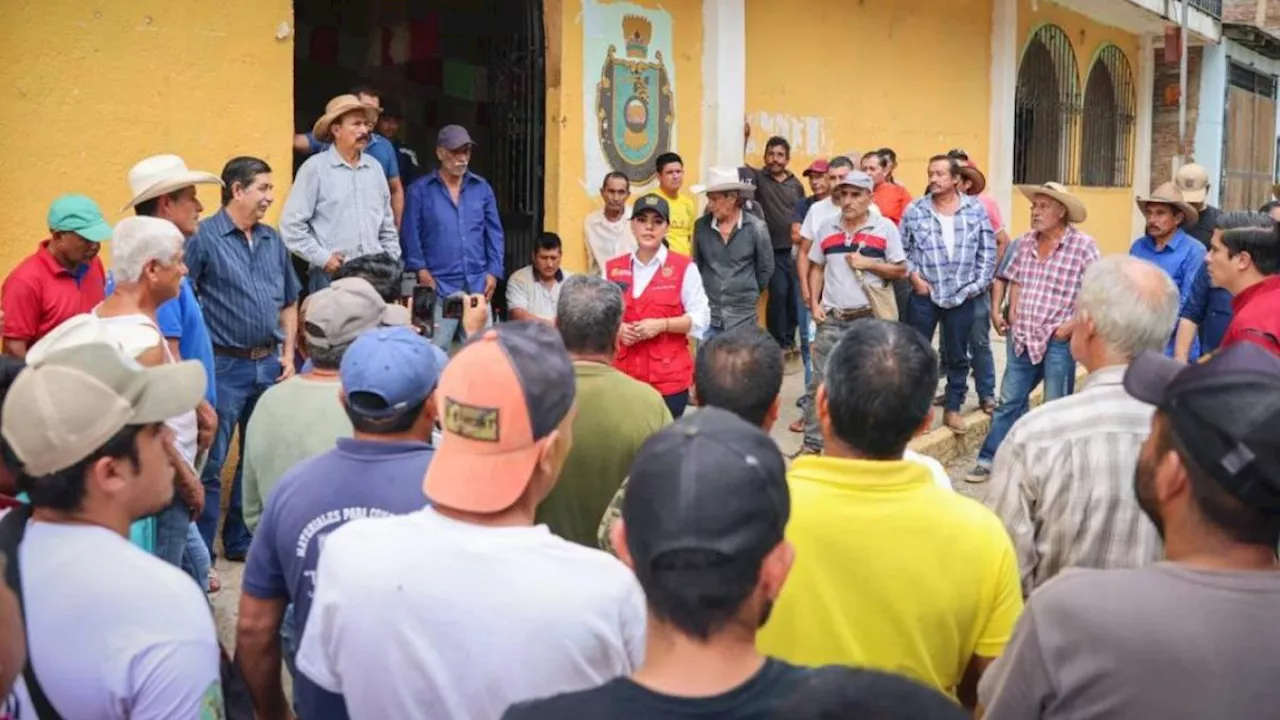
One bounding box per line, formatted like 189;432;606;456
47;194;112;244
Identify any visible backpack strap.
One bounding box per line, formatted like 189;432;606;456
0;506;66;720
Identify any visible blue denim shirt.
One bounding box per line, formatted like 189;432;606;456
1179;262;1232;357
1130;229;1205;356
900;194;996;308
401;170;505;296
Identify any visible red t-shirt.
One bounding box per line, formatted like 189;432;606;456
1221;275;1280;356
2;241;106;345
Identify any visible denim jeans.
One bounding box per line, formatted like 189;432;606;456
180;522;211;591
908;294;977;412
977;339;1076;465
281;602;300;679
766;250;798;349
796;291;813;387
802;316;862;451
429;299;493;351
939;293;997;401
198;354;281;558
153;496;193;569
307;267;332;294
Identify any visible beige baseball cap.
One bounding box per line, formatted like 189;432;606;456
1174;163;1210;204
2;343;206;477
303;277;407;350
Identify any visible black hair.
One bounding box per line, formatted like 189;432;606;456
601;171;630;189
1156;417;1280;547
1215;211;1280;275
946;148;971;162
860;151;883;165
331;253;403;302
927;154;961;178
694;328;783;427
134;189;187;218
379;96;404;118
765;136;791;157
220;156;272;207
823;320;938;458
535;232;563;253
641;548;763;641
306;336;352;370
11;424;147;512
774;666;968;720
349;83;380;99
344;395;429;435
876;147;898;165
828;155;856;172
655;152;683;174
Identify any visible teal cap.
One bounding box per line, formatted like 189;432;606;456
47;194;112;244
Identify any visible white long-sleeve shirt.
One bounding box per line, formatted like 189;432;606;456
628;245;711;340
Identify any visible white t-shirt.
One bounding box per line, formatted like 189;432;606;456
934;209;957;259
1;522;222;719
905;449;954;491
297;507;647;720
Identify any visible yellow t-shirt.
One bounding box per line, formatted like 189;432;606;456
757;456;1023;695
661;190;697;258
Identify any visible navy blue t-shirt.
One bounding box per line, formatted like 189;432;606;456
242;437;433;720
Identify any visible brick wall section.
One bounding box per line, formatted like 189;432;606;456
1150;45;1205;187
1223;0;1280;35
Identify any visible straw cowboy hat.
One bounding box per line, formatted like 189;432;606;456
692;166;753;194
313;94;380;143
1136;182;1199;227
122;155;222;212
1016;182;1089;224
957;162;987;195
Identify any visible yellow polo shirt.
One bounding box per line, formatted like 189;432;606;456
661;190;697;258
757;456;1023;695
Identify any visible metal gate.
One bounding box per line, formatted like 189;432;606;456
486;0;546;315
1221;62;1278;210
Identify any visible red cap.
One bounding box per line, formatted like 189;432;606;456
803;159;830;177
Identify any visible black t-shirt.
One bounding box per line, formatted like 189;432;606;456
502;658;811;720
1185;204;1219;248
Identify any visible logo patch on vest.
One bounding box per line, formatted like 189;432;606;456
662;265;674;277
444;398;500;442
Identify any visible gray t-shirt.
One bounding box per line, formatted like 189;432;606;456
979;563;1280;719
807;213;905;311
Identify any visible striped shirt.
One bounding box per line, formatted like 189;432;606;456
985;365;1163;596
187;210;302;349
281;146;401;270
900;194;996;308
809;213;905;311
1002;227;1100;364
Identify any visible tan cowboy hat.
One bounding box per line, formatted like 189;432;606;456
1016;182;1088;224
122;155;222;211
1136;182;1199;227
691;166;752;194
957;162;987;195
312;94;380;143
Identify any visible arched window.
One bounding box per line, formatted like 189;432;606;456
1013;25;1081;185
1080;45;1137;187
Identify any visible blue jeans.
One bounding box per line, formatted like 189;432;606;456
796;290;812;386
307;267;332;294
908;294;978;412
198;354;281;558
430;299;493;351
766;250;798;349
153;496;193;569
180;522;211;591
939;293;997;401
977;339;1076;464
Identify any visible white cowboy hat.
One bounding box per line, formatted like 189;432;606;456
1016;181;1089;224
122;155;222;211
1136;182;1199;228
313;94;380;143
692;166;752;194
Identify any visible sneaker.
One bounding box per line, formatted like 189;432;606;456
965;465;992;484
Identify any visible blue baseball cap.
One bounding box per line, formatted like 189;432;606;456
340;326;444;420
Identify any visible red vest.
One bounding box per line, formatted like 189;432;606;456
606;252;694;396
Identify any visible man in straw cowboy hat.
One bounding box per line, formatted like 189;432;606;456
965;182;1099;484
281;93;401;295
1130;181;1206;357
124;153;225;569
691;166;774;338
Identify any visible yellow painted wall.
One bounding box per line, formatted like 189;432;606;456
745;0;994;198
1013;0;1141;255
544;0;704;272
0;0;294;275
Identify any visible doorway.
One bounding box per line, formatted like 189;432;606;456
292;0;546;301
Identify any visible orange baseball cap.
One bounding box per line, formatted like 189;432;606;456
424;321;577;513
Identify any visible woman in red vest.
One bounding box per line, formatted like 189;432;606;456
605;193;711;418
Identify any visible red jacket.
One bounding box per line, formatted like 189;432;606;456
606;253;694;396
1221;275;1280;356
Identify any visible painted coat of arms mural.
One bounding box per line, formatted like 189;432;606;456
582;2;676;188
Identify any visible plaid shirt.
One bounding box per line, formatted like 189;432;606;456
1002;227;1100;364
985;366;1163;596
900;194;996;308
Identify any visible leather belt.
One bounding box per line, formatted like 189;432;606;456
213;345;274;360
829;307;873;321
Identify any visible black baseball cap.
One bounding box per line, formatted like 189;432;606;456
622;408;789;577
632;193;670;223
1125;343;1280;511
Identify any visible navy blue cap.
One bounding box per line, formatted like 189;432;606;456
340;326;444;419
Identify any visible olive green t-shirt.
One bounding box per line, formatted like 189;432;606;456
537;362;672;546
